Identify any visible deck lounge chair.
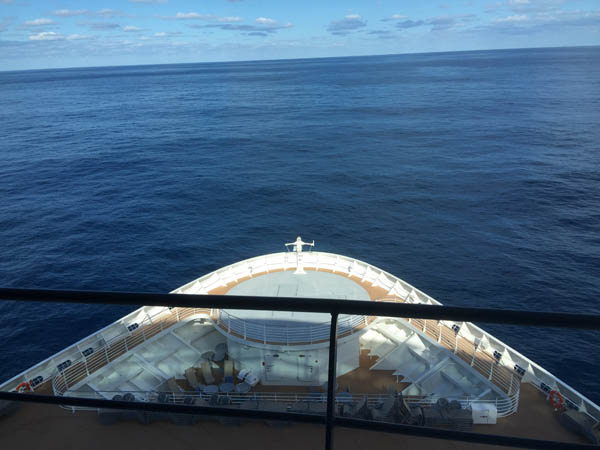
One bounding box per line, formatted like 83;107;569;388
422;397;471;431
346;395;370;419
167;377;183;393
371;394;396;421
224;360;233;383
184;367;202;390
201;361;215;384
396;393;423;425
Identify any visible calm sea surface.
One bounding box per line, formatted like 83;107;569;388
1;47;599;401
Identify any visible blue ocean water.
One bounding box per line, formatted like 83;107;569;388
1;47;599;401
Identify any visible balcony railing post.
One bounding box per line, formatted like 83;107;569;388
325;312;338;450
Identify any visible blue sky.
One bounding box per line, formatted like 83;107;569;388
1;0;598;70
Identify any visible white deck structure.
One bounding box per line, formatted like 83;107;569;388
1;239;599;425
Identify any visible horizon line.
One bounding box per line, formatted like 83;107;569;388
1;44;598;74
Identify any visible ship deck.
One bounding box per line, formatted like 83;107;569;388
0;266;592;447
211;267;519;395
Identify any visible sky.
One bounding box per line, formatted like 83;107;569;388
0;0;598;70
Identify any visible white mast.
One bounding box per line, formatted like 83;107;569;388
285;236;314;274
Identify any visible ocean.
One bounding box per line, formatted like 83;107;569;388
1;46;599;402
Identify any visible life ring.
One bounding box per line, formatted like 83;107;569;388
549;390;565;410
15;382;32;393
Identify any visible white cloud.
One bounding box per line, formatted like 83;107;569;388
256;17;276;24
483;7;600;32
28;31;62;40
218;16;243;23
51;9;88;17
382;14;408;22
327;14;367;35
192;17;292;35
495;14;529;22
486;0;567;13
122;25;142;32
428;14;476;30
395;19;426;29
172;12;213;20
24;18;54;26
82;22;121;30
153;31;182;37
67;34;91;40
164;12;243;23
96;9;121;18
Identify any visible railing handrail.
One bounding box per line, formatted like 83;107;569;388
51;306;210;395
61;388;520;417
216;308;366;344
2;288;600;329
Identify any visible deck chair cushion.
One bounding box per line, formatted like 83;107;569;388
224;360;233;378
201;361;215;384
167;377;182;393
184;368;200;389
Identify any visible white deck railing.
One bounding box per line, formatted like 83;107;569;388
214;309;368;345
61;389;519;418
52;306;210;396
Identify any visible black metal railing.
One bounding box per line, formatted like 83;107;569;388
0;288;599;450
